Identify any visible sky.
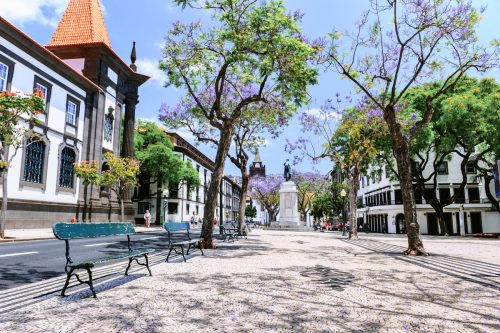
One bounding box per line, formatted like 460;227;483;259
2;0;499;178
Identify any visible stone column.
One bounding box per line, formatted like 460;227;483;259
278;181;301;228
121;94;138;158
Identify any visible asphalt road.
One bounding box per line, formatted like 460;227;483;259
0;230;202;290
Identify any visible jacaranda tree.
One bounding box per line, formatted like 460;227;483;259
249;175;284;226
287;98;385;240
291;171;330;223
320;0;499;254
160;0;318;248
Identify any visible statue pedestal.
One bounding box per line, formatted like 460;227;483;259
278;181;300;227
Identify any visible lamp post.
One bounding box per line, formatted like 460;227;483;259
340;189;347;236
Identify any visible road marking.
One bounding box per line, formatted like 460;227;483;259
84;242;117;247
139;236;162;240
0;251;38;258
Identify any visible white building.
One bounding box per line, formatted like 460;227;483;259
133;131;242;225
0;17;97;228
356;152;500;235
0;0;148;228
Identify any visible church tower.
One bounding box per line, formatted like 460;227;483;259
46;0;149;222
249;152;266;178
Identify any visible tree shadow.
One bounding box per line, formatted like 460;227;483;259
342;238;500;291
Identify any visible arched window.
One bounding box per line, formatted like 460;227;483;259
59;147;76;188
23;140;45;183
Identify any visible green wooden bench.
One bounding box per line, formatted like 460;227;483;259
220;224;239;242
163;222;204;262
53;222;154;298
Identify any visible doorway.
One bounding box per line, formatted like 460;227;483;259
426;213;439;235
395;213;406;234
470;212;483;234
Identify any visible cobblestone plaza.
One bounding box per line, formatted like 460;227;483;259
0;230;498;333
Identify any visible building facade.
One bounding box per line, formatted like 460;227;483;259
133;131;242;225
0;0;148;228
0;17;98;228
356;153;500;235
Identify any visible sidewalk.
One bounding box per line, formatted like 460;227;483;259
0;225;164;243
0;229;498;332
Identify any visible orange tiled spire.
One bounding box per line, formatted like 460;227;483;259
48;0;111;48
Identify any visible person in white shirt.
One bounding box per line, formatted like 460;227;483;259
144;209;151;228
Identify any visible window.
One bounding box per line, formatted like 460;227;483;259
0;62;8;91
465;162;476;174
186;203;190;214
169;184;179;199
413;187;422;204
394;189;403;204
439;188;451;203
138;202;150;214
453;187;465;203
0;55;14;92
468;187;480;203
437;162;449;175
104;107;114;142
66;99;77;126
59;147;76;188
35;83;47;101
23;140;46;184
167;202;178;214
33;77;51;109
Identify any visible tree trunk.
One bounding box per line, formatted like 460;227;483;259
385;105;428;256
435;207;448;236
483;174;500;214
393;140;428;255
348;168;360;240
120;197;125;222
0;171;7;239
82;184;88;222
156;175;162;225
201;124;234;248
238;171;249;232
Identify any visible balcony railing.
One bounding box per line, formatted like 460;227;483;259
360;198;490;207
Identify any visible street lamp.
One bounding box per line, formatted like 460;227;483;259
340;189;347;236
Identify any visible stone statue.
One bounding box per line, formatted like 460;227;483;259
284;159;291;181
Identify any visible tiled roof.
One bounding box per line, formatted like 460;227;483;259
48;0;111;48
0;17;101;92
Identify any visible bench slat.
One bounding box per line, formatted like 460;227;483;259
171;239;202;246
53;222;135;240
68;248;154;268
164;222;190;232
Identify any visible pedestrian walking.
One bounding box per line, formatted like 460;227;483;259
144;209;151;228
195;214;200;227
190;214;195;228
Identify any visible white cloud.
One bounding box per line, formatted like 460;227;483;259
136;58;167;88
0;0;68;27
304;108;340;122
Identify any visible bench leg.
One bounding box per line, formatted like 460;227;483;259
144;254;152;276
125;257;133;276
180;245;186;262
61;267;74;297
85;267;96;298
166;246;174;262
